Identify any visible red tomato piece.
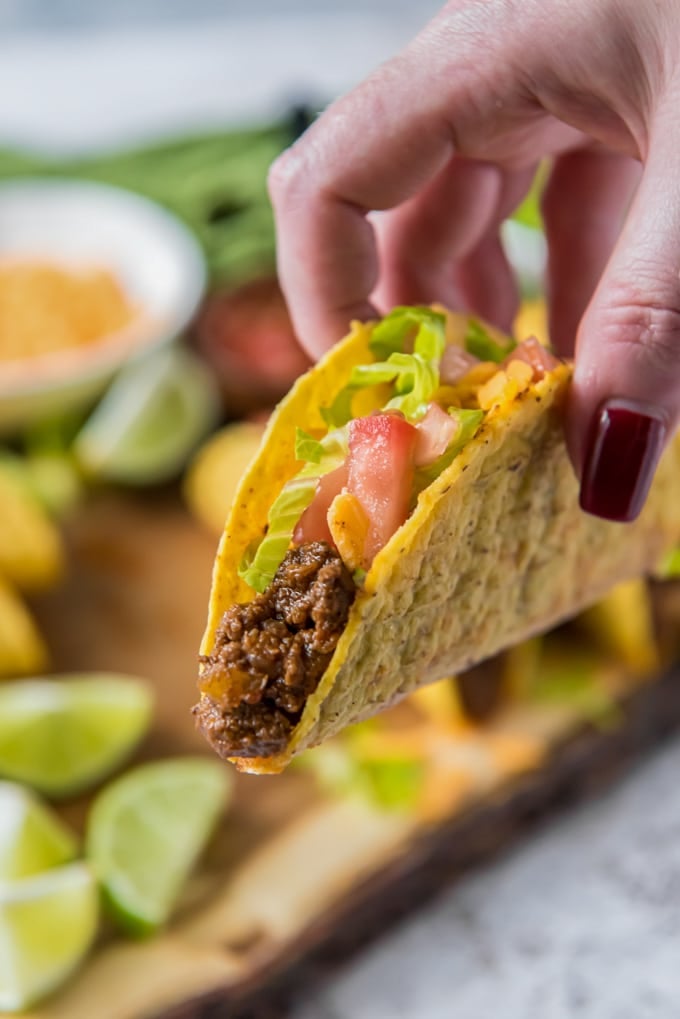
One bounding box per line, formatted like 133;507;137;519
414;402;459;467
503;336;560;381
347;412;418;566
440;344;480;384
294;462;348;545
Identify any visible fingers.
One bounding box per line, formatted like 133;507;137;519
268;1;536;357
568;106;680;521
453;165;538;330
371;158;504;312
372;160;535;332
542;149;641;357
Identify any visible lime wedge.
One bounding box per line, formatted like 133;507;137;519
73;344;221;485
0;782;78;880
86;758;231;936
0;861;98;1012
0;675;154;799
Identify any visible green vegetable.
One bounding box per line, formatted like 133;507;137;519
239;428;348;593
510;161;548;231
294;428;324;464
369;306;446;361
415;409;484;488
0;123;294;287
464;318;516;363
321;307;446;427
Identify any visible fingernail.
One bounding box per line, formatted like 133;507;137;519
579;399;667;522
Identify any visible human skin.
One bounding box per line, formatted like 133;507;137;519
268;0;680;522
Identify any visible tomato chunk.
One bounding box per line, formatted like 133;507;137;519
294;462;348;545
503;336;560;381
440;344;479;384
414;402;459;467
347;412;418;566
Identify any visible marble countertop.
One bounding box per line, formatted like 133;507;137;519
293;737;680;1019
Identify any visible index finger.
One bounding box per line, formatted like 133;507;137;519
268;2;539;356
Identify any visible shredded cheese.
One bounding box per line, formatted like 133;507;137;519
0;259;137;362
327;491;370;573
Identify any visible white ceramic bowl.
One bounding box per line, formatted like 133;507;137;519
0;179;207;433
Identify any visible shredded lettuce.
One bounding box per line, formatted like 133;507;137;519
415;408;484;488
464;318;516;363
369;305;446;361
239;428;348;593
321;307;446;427
294;428;324;464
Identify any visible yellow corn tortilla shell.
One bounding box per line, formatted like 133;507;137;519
198;313;680;774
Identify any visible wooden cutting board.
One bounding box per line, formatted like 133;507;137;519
20;493;680;1019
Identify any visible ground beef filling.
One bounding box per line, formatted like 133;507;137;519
195;542;356;758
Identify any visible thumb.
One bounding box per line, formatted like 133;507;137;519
568;117;680;522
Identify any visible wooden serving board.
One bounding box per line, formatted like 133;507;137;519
21;493;680;1019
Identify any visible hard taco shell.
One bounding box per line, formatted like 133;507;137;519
198;313;680;773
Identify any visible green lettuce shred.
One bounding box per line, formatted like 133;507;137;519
369;305;446;361
321;307;446;427
239;428;348;593
294;428;324;464
464;318;516;363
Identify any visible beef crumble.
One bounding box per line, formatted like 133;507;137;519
194;542;356;758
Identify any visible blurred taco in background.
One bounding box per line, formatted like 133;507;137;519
194;306;680;774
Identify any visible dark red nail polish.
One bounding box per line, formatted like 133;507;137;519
579;399;667;522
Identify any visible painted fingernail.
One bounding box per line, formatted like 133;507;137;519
579;399;667;522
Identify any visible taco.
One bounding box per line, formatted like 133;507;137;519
194;307;680;774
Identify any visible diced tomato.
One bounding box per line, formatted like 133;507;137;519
503;336;560;381
294;462;348;545
440;344;480;384
347;412;418;566
414;402;459;467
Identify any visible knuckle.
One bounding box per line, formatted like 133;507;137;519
267;147;305;208
598;279;680;376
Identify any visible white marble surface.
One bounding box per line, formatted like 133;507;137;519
294;738;680;1019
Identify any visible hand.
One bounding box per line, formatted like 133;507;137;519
268;0;680;522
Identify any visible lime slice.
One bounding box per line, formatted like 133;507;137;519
0;862;98;1012
73;344;221;485
0;782;78;880
0;675;154;799
86;758;231;936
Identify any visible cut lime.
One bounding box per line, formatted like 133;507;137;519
0;861;98;1012
0;782;78;880
86;757;231;936
73;344;221;485
0;675;154;799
